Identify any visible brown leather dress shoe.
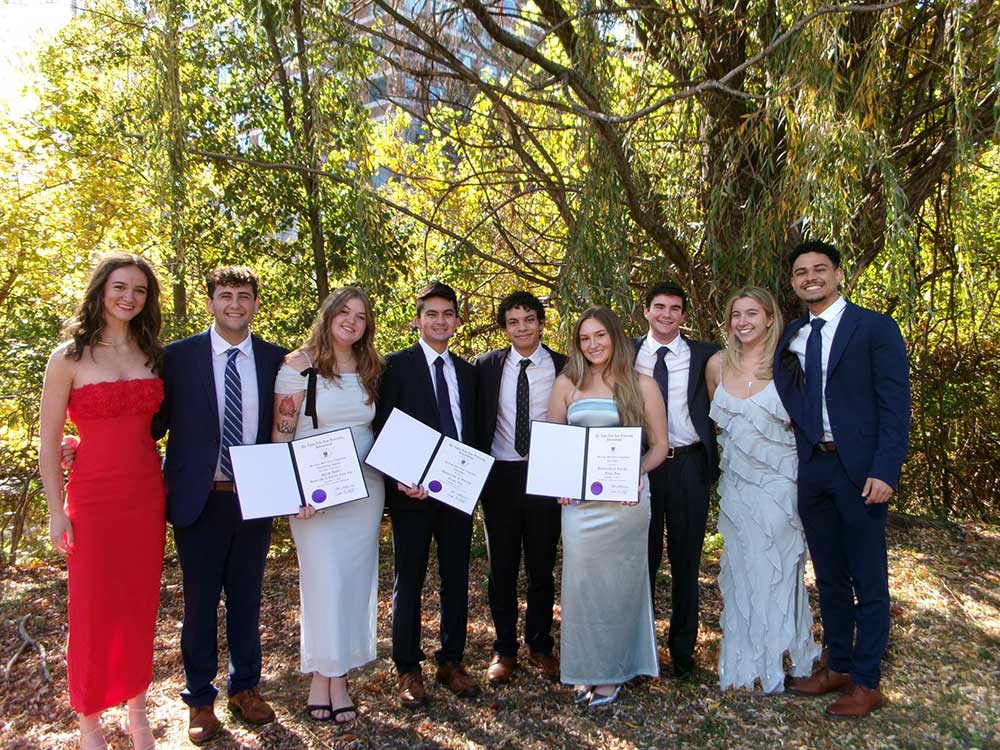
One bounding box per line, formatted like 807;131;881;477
188;704;222;746
227;687;276;725
436;662;481;698
526;651;559;681
486;654;517;686
787;667;851;695
398;671;428;709
826;683;884;718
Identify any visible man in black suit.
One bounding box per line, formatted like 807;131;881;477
633;281;721;678
374;282;479;708
474;292;567;685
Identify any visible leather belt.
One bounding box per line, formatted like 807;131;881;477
667;442;704;459
211;480;236;492
815;441;837;454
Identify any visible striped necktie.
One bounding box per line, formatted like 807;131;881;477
220;347;243;479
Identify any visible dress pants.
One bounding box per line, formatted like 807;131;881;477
390;499;473;673
173;490;273;707
798;450;890;689
481;460;561;657
647;446;710;668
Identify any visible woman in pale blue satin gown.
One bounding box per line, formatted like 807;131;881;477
272;288;385;724
547;306;670;708
706;287;820;693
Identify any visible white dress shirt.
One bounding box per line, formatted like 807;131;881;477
491;345;556;461
209;325;259;480
418;337;463;439
789;295;847;442
634;332;700;447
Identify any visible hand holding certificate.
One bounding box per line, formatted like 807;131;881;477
365;408;495;515
230;428;369;520
526;421;643;503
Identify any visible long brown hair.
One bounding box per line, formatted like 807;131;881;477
299;287;381;404
563;306;646;428
63;253;163;371
721;287;783;380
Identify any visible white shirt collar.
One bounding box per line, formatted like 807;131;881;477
418;337;451;366
510;344;544;366
809;295;847;323
644;331;683;356
209;325;252;357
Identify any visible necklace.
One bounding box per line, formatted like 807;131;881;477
95;337;128;347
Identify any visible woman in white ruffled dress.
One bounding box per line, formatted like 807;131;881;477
706;287;820;693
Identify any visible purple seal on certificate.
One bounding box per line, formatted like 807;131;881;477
590;481;603;496
311;489;327;504
428;480;443;493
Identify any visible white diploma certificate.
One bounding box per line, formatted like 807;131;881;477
230;428;369;520
525;421;643;502
365;407;495;515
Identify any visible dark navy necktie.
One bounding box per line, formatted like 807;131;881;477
434;356;459;440
220;347;243;479
514;358;532;456
803;318;826;445
653;345;670;407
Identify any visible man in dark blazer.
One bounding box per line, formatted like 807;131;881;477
474;291;567;685
774;240;910;718
374;282;479;708
153;267;287;744
633;281;721;678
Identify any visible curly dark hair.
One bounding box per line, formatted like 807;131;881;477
63;253;164;372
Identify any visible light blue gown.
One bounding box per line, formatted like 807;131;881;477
559;398;659;685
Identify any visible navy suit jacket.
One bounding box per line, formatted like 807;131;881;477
773;300;911;489
374;342;477;511
473;343;567;455
153;330;288;528
632;334;721;483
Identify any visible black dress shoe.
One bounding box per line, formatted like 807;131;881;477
672;656;695;679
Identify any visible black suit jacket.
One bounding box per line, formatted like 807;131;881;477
632;334;721;482
152;330;288;528
473;343;567;455
374;342;477;511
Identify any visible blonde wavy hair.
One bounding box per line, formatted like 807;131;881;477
721;286;783;380
563;306;646;428
298;287;381;404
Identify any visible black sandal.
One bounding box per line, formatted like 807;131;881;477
307;703;332;722
331;705;356;725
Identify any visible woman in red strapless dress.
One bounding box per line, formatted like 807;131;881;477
39;254;166;750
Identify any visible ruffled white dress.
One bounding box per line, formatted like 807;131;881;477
710;380;820;693
274;364;385;677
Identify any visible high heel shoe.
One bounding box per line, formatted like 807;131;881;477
126;707;156;750
79;725;107;750
573;686;593;704
588;684;622;709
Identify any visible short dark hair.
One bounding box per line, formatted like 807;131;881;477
644;281;688;312
416;281;459;316
206;266;259;299
789;240;841;270
496;291;545;328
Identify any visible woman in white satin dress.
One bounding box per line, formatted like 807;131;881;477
272;287;385;724
705;287;820;693
547;306;669;708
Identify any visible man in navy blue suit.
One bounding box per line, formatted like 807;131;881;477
154;267;287;743
374;282;480;709
773;241;910;718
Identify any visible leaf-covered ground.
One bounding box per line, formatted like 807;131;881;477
2;515;998;750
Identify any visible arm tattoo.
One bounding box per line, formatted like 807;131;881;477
278;395;297;418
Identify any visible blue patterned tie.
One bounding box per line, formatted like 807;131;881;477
434;356;459;440
220;347;243;479
514;358;532;456
803;318;826;445
653;345;670;407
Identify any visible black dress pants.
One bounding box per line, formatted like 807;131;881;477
481;460;562;657
647;446;710;667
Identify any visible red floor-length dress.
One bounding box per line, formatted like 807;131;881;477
64;378;166;715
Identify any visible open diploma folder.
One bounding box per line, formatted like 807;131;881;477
230;429;369;520
364;408;495;515
525;421;643;502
